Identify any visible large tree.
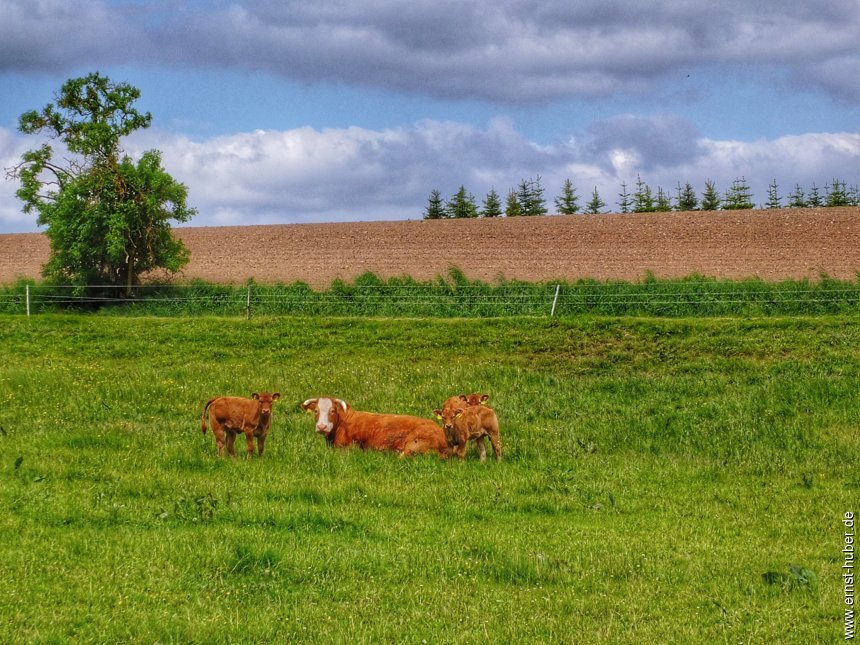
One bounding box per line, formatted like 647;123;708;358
10;72;195;296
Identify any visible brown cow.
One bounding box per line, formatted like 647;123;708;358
439;393;492;457
433;402;501;462
201;392;280;457
300;397;448;458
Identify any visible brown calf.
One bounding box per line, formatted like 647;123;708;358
301;397;448;458
433;403;501;462
201;392;280;457
439;393;492;457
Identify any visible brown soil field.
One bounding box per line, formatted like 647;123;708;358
1;207;859;287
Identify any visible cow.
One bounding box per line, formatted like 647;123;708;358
438;393;492;457
440;393;490;414
300;397;448;458
201;392;280;457
434;400;501;462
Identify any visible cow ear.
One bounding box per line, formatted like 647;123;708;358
458;394;468;401
433;409;442;420
301;398;318;412
455;410;463;418
272;393;281;401
336;399;349;412
480;394;489;405
252;393;260;400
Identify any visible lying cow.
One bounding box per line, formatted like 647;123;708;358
201;392;280;457
433;404;501;461
301;397;448;458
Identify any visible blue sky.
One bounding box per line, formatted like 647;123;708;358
1;0;858;232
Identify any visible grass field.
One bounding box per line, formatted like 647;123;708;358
0;313;858;642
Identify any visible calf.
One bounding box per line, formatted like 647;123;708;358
433;403;501;462
440;393;490;414
301;397;448;458
201;392;280;457
439;393;492;457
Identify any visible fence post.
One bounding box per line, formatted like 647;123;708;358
550;284;560;317
26;285;30;317
246;284;252;319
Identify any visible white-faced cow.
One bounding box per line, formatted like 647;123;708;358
300;397;448;458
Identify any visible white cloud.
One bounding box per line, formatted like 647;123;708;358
3;120;858;233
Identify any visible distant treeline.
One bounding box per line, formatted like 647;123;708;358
3;271;860;318
424;175;860;219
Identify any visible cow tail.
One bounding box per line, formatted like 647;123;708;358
201;398;218;434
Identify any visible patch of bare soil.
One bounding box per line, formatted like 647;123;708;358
1;208;858;287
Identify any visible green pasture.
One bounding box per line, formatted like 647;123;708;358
0;314;857;642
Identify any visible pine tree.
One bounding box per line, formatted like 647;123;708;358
787;184;807;208
446;185;479;218
826;178;850;207
765;179;781;209
849;185;860;206
481;187;502;218
423;189;446;220
632;175;655;213
723;177;754;210
701;180;721;211
516;176;547;216
617;181;632;213
584;186;606;214
554;178;580;214
675;182;699;211
504;189;522;217
654;186;672;212
807;182;823;207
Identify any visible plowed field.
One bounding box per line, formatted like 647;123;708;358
2;207;859;287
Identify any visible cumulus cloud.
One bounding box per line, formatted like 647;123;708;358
2;118;858;233
125;121;860;228
1;0;858;102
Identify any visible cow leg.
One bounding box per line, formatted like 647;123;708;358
225;430;237;458
212;424;227;457
256;433;266;457
474;436;487;462
244;431;255;458
488;432;502;461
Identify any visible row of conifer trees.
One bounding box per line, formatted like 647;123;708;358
423;175;860;219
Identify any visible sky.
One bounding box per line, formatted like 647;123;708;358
0;0;858;233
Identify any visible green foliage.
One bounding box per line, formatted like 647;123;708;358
675;182;699;211
11;73;195;296
0;314;855;642
446;185;479;219
633;175;655;212
723;177;755;210
826;179;851;207
700;179;721;211
788;184;807;208
765;179;781;209
5;271;860;318
554;178;580;214
504;188;522;217
654;186;672;212
481;187;503;218
584;186;606;214
516;176;547;216
423;189;446;220
617;180;632;213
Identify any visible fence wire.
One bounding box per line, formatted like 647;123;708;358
2;280;860;317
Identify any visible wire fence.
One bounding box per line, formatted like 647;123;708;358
3;276;860;317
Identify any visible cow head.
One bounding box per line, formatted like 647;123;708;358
433;407;465;447
252;392;281;419
301;397;349;437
